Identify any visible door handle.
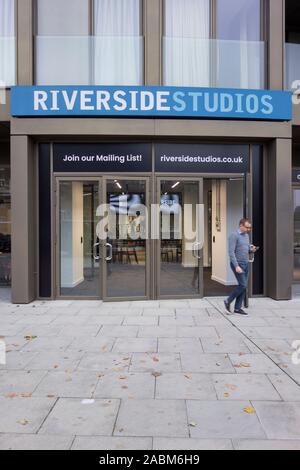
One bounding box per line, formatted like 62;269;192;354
106;243;113;261
192;242;203;260
93;242;100;261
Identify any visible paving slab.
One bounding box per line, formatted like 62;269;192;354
114;399;188;437
253;401;300;439
181;353;235;373
130;353;181;373
229;354;282;374
268;374;300;401
72;436;152;450
186;400;266;439
0;370;47;396
0;396;56;434
0;351;38;370
233;439;300;450
123;316;158;326
213;374;281;401
78;353;131;372
0;434;73;450
24;350;84;371
99;326;139;338
156;373;217;400
39;398;119;436
113;338;157;353
158;338;203;354
33;370;100;398
153;438;233;450
201;337;251;354
95;372;155;399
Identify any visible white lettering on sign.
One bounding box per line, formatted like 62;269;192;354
31;88;276;116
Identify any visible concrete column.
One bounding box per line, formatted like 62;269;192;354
268;0;285;90
17;0;34;85
11;135;36;303
266;138;293;300
144;0;162;85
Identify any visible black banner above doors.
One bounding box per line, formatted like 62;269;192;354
53;143;153;173
155;143;250;174
53;142;250;174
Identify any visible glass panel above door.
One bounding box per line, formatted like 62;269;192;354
59;180;100;297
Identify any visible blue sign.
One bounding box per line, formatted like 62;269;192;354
11;86;292;121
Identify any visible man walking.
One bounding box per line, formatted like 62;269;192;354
224;218;257;316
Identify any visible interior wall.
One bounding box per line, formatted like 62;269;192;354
211;179;244;286
61;182;84;288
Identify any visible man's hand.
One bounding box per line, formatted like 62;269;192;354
236;266;243;274
250;245;258;253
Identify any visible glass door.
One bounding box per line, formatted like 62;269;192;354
157;178;204;298
102;177;150;300
57;178;101;298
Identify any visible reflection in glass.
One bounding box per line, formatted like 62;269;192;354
160;180;201;296
59;181;100;297
294;189;300;282
106;179;147;298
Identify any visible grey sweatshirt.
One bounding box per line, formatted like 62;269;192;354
229;230;251;268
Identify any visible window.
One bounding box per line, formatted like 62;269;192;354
163;0;211;87
94;0;143;85
163;0;264;89
216;0;264;89
0;0;15;86
35;0;143;85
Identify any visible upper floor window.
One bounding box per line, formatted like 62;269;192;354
35;0;143;85
285;0;300;90
0;0;15;87
163;0;265;89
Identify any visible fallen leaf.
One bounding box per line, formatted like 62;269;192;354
18;419;29;426
24;335;37;341
152;357;160;362
243;407;256;414
122;386;128;390
226;384;237;391
224;393;230;398
5;393;18;399
20;393;32;398
234;363;251;368
151;372;162;378
184;375;192;380
189;422;197;427
119;376;127;380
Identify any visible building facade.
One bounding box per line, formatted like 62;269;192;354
0;0;299;303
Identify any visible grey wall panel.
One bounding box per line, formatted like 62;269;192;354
11;135;36;303
266;138;293;300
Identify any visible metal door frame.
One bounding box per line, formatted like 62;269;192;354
155;176;204;300
55;176;102;300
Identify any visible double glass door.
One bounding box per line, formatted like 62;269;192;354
57;176;204;300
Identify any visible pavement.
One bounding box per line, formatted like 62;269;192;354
1;289;300;450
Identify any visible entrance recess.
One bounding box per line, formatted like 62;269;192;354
157;178;204;298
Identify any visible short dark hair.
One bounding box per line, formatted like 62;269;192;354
239;218;251;226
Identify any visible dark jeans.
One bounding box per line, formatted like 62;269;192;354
227;262;249;310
